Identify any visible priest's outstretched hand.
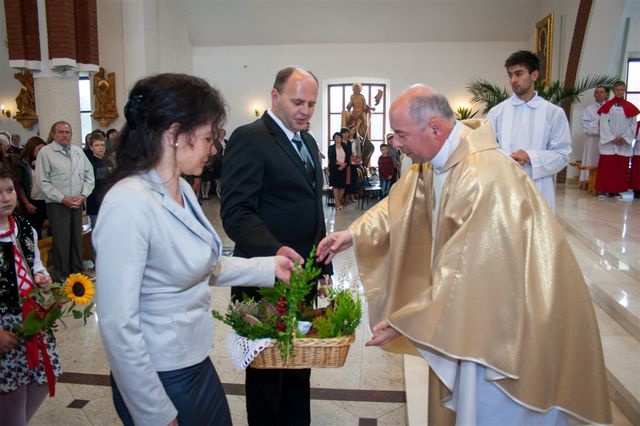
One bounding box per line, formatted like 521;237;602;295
365;320;400;347
316;230;353;264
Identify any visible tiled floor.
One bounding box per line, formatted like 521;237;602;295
27;184;637;425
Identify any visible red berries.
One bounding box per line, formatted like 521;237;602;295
276;296;288;332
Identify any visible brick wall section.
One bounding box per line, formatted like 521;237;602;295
556;0;593;184
562;0;594;117
74;0;99;65
46;0;76;60
4;0;41;61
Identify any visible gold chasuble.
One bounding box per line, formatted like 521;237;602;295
349;120;611;424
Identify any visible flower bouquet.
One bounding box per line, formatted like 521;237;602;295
213;251;362;369
12;273;95;396
13;273;95;338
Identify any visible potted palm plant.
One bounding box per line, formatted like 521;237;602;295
466;75;619;113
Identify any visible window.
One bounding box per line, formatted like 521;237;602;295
627;59;640;109
327;83;387;166
78;76;92;147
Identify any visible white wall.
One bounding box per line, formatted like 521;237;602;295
96;0;126;132
535;0;580;82
193;40;526;162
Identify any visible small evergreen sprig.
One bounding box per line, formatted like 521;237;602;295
213;249;322;360
312;288;362;339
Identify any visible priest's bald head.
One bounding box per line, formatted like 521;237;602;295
389;85;456;163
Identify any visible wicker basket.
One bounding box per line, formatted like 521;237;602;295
250;334;356;369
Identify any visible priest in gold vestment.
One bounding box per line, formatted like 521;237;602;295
317;86;611;425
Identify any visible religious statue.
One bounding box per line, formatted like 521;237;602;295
14;70;38;129
92;67;119;127
344;84;370;136
343;83;385;167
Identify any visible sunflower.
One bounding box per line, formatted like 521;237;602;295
64;273;95;304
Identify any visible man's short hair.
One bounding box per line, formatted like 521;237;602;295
409;94;455;129
273;67;319;94
613;80;626;89
51;120;72;133
504;50;540;74
380;143;388;149
89;132;105;146
596;85;610;94
340;128;349;135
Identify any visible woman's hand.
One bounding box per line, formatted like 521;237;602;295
316;231;353;264
274;255;295;283
365;320;400;347
0;329;18;354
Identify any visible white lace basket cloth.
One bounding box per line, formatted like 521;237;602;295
227;332;273;370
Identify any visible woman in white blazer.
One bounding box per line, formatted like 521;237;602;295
93;74;296;426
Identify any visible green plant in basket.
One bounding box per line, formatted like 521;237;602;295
213;249;321;359
313;288;362;339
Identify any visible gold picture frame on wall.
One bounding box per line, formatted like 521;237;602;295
535;13;554;84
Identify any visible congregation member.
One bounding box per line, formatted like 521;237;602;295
318;85;611;426
8;134;22;156
35;121;94;281
198;144;216;200
221;66;331;426
12;137;48;238
595;80;639;198
581;86;609;184
385;133;401;182
0;165;57;426
487;50;571;212
346;125;362;201
378;143;394;197
328;131;349;210
340;127;356;204
93;73;295;426
86;132;113;228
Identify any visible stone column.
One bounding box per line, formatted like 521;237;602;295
34;72;82;146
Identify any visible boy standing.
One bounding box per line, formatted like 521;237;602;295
378;144;394;197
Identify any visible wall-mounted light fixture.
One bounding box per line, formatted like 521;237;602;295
254;108;261;117
0;104;10;118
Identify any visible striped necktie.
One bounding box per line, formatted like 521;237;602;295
292;134;315;179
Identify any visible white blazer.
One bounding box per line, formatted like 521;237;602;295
93;170;275;426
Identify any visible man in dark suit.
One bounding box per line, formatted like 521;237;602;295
221;67;331;425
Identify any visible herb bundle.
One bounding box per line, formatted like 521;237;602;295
213;250;362;361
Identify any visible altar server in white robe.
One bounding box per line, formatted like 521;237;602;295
487;50;571;212
595;80;639;197
580;86;609;182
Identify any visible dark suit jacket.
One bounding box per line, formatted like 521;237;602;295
221;112;332;291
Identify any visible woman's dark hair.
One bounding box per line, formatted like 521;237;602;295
110;73;227;187
106;128;119;139
21;136;46;163
332;132;342;141
0;163;13;181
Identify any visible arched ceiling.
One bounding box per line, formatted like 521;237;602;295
184;0;543;47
